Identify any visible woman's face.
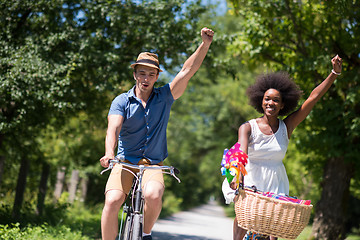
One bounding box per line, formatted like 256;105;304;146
262;88;284;116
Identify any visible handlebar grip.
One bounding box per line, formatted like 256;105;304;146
174;167;180;175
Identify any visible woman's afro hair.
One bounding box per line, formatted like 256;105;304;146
246;72;303;116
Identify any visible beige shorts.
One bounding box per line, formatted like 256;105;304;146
105;158;164;195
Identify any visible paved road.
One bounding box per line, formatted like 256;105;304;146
152;201;234;240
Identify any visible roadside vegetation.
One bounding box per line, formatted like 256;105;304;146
1;0;359;239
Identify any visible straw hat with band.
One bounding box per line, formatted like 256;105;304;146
130;52;163;72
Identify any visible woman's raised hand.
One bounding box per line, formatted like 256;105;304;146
332;54;342;74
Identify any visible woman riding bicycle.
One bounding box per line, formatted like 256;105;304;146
230;55;342;240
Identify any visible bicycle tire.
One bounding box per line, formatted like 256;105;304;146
120;206;132;240
131;213;143;240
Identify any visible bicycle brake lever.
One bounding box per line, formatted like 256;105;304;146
170;167;181;183
100;167;111;175
100;161;115;175
173;175;181;183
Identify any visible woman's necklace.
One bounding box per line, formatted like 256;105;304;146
260;116;278;135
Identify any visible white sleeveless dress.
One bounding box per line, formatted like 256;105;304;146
244;119;290;195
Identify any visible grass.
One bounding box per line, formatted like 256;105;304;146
281;226;360;240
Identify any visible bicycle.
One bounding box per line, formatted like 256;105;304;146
100;156;181;240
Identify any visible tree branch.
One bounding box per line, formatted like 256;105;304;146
12;8;32;40
284;0;308;56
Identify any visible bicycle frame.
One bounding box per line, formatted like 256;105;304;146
101;157;180;240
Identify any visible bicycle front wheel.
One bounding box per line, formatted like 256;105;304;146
120;206;132;240
131;214;143;240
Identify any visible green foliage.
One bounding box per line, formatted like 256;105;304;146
4;0;359;237
165;2;314;210
1;0;84;134
0;0;219;236
0;200;102;239
0;0;208;214
226;0;360;236
37;111;106;168
0;201;68;226
166;12;259;206
62;202;102;238
0;223;89;240
160;188;182;218
284;139;320;204
224;0;360;173
1;0;207;135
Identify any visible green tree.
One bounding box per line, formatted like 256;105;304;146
227;0;360;238
0;0;206;219
165;6;260;208
167;69;259;207
165;2;316;211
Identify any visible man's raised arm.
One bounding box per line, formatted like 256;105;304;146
170;27;214;100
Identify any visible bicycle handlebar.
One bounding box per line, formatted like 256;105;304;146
100;157;181;183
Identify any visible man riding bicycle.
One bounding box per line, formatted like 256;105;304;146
100;27;214;240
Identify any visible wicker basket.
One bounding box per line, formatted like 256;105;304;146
235;188;313;239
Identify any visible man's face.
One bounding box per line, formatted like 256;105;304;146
133;65;159;94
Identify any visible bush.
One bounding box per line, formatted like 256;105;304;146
160;191;182;218
0;223;90;240
0;201;102;239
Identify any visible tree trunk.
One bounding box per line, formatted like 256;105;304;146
312;157;354;240
53;166;66;203
0;155;4;187
68;169;79;203
36;162;50;216
80;176;88;202
12;156;29;219
0;133;4;187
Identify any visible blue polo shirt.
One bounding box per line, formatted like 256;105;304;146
108;84;175;164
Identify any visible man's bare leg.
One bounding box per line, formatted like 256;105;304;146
143;181;164;234
101;190;126;240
